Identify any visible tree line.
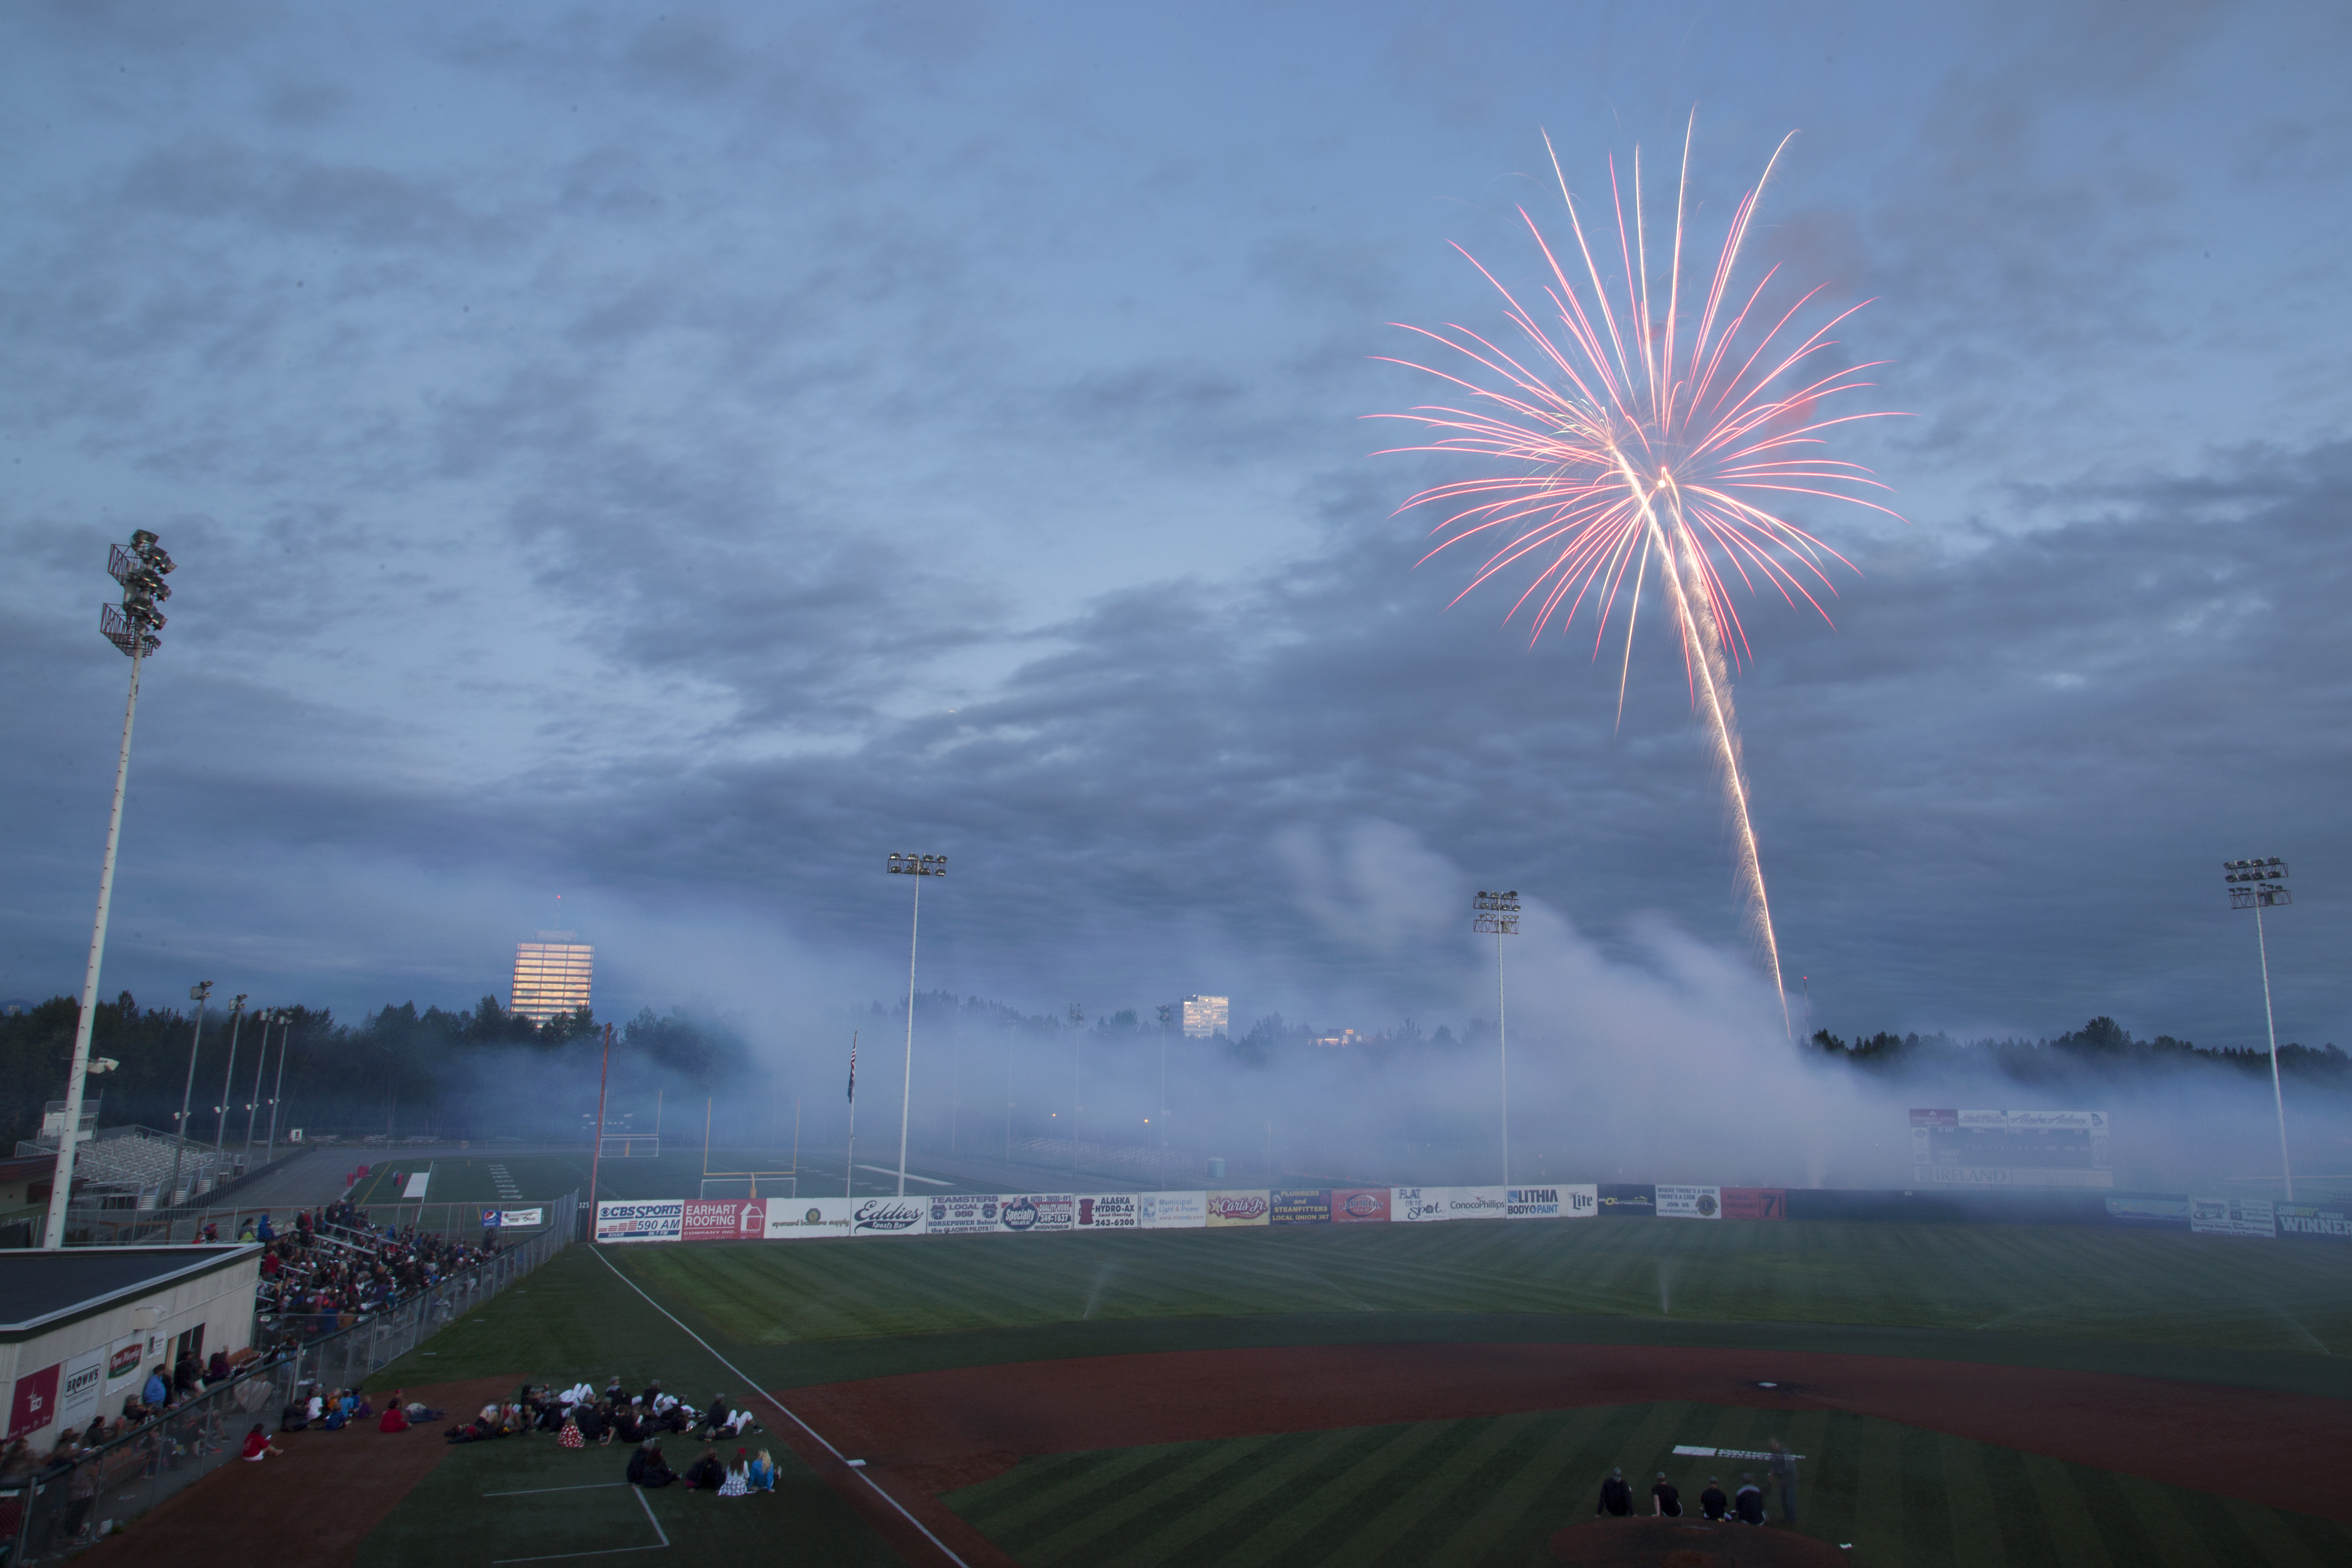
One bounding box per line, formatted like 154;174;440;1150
1810;1015;2351;1089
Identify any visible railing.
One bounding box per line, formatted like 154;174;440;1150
0;1191;576;1565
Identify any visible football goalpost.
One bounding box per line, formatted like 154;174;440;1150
695;1096;799;1200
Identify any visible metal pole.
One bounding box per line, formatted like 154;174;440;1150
170;983;210;1210
1498;925;1509;1189
213;997;246;1150
1159;1023;1168;1191
263;1011;291;1164
43;640;146;1250
845;1031;858;1198
896;874;920;1197
243;1010;271;1158
588;1022;611;1229
2255;900;2294;1202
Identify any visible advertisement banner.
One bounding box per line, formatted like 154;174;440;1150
595;1199;683;1244
926;1193;1006;1235
996;1194;1075;1233
2275;1203;2352;1241
682;1199;767;1242
1720;1188;1787;1221
1075;1194;1140;1229
1206;1191;1270;1227
765;1198;856;1240
1331;1188;1391;1224
58;1350;103;1427
1910;1107;2112;1188
2103;1196;2188;1228
1597;1184;1657;1218
481;1207;546;1229
2189;1197;2275;1239
1657;1185;1723;1219
847;1197;929;1237
7;1363;58;1442
104;1336;145;1387
1506;1184;1596;1219
1270;1189;1332;1225
1141;1191;1207;1229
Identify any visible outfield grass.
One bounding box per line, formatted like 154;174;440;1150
945;1404;2352;1568
614;1216;2352;1360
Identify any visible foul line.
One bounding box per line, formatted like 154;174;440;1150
854;1164;953;1186
488;1485;669;1564
588;1246;972;1568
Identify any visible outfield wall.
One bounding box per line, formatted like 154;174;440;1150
593;1183;2349;1244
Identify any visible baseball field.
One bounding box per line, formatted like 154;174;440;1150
170;1212;2344;1567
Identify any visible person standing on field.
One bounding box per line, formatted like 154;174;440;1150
1596;1466;1633;1516
1768;1438;1798;1524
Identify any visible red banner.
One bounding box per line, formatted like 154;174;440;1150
1721;1187;1787;1221
1331;1188;1391;1223
681;1199;766;1241
7;1362;59;1442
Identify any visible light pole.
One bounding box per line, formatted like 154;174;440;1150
44;529;176;1251
242;1008;276;1158
261;1008;294;1165
886;852;945;1198
170;979;213;1208
2225;857;2296;1201
212;993;248;1151
1474;890;1520;1187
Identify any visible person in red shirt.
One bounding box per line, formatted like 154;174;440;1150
241;1425;284;1462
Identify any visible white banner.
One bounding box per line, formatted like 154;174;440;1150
846;1197;928;1236
2189;1196;2275;1238
481;1207;545;1229
1657;1185;1723;1219
1392;1186;1506;1222
765;1198;856;1240
1506;1184;1596;1219
925;1193;1008;1235
1075;1194;1140;1229
1205;1191;1270;1227
595;1199;682;1243
1141;1191;1206;1229
58;1351;103;1428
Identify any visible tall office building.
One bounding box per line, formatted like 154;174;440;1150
1181;994;1229;1039
511;931;594;1023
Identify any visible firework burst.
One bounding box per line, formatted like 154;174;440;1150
1376;122;1902;1035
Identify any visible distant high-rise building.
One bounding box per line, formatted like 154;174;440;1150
511;931;593;1023
1181;995;1229;1039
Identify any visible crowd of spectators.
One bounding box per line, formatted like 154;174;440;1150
248;1201;502;1345
436;1376;776;1498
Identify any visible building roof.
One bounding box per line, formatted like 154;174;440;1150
0;1246;261;1340
0;1152;56;1183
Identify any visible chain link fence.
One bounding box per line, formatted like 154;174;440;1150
0;1191;575;1565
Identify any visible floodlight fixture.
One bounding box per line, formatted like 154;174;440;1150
1474;889;1522;1185
46;529;183;1249
169;979;213;1210
885;849;949;1197
2223;856;2296;1198
213;993;249;1150
262;1008;295;1165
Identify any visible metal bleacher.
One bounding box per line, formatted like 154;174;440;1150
17;1123;233;1210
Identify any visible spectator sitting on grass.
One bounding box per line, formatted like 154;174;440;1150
379;1397;410;1434
681;1445;725;1491
1596;1466;1632;1517
1652;1472;1682;1517
559;1415;584;1450
627;1440;674;1489
747;1450;775;1493
1734;1475;1765;1525
697;1394;733;1438
241;1424;284;1462
1699;1477;1728;1520
575;1403;610;1445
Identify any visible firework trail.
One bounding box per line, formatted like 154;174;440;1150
1376;121;1901;1035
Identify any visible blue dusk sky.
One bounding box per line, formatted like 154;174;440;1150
4;1;2350;1056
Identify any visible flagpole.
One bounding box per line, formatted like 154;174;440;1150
844;1030;858;1198
588;1022;611;1235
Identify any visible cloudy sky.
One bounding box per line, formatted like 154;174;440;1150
5;0;2350;1059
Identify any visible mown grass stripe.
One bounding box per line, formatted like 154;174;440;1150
1006;1432;1290;1564
1934;1426;2008;1567
1306;1412;1540;1567
953;1442;1184;1544
2069;1462;2182;1568
1418;1408;1616;1565
1104;1425;1412;1568
1974;1439;2060;1568
1243;1416;1482;1566
2014;1448;2117;1568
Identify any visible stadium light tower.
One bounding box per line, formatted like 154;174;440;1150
2225;857;2296;1200
242;1008;278;1158
212;994;248;1150
44;530;176;1250
261;1008;294;1165
886;852;946;1197
1474;890;1521;1186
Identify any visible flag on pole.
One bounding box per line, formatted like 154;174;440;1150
846;1031;858;1103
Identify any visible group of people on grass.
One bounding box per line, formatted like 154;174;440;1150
1596;1440;1799;1527
626;1436;778;1497
441;1377;759;1452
